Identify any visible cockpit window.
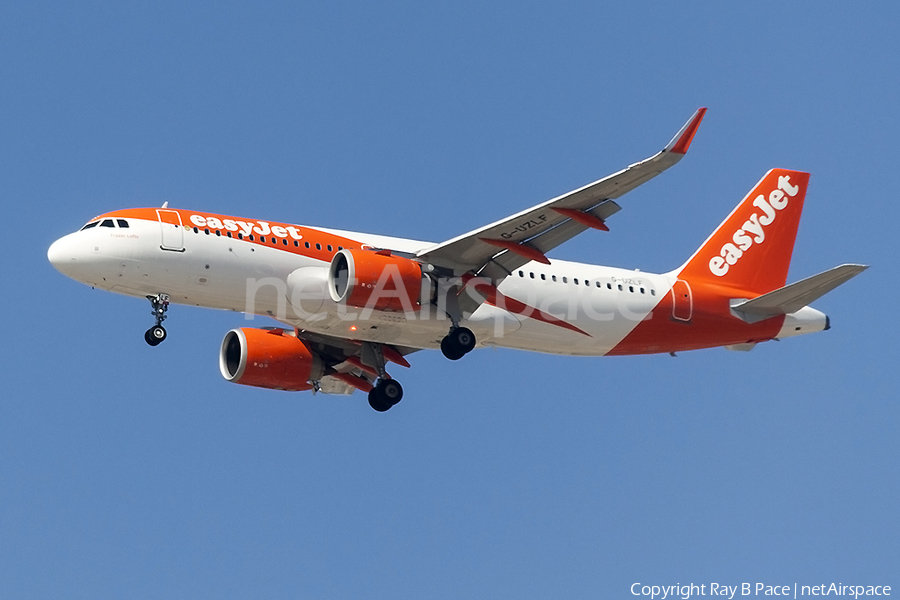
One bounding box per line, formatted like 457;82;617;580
100;219;115;228
116;219;129;228
80;221;99;230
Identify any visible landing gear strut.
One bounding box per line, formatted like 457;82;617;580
361;342;404;412
441;326;476;361
144;293;169;346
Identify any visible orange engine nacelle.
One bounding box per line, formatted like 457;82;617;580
328;249;429;312
219;328;323;391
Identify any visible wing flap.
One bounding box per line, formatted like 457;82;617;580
475;200;622;280
318;376;359;395
285;329;419;394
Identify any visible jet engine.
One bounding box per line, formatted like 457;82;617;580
328;249;430;312
219;327;323;391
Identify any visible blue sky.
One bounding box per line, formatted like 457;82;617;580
2;2;897;597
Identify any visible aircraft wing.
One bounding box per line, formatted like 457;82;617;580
415;108;707;281
292;328;418;395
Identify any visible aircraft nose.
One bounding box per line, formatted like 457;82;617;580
47;234;79;275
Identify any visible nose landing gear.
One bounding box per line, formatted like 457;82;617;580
144;293;170;346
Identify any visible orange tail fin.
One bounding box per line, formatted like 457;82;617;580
676;169;810;295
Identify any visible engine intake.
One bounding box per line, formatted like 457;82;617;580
220;327;323;391
328;249;428;312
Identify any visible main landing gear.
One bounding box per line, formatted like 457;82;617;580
440;326;476;361
364;326;474;411
368;379;403;413
144;293;170;346
361;342;404;412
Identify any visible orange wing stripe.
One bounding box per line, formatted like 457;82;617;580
332;372;375;393
551;208;609;231
479;238;551;265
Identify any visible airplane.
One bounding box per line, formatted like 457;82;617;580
47;108;867;411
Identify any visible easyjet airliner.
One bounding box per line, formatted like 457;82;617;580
48;109;866;411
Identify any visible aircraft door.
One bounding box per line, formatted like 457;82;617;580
157;209;185;252
671;279;692;322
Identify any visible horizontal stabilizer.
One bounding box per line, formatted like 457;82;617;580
730;264;868;323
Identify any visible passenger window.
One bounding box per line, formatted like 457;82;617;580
294;240;299;246
607;283;612;289
80;221;99;230
585;280;589;286
618;284;623;291
100;219;115;228
562;277;568;284
249;235;254;241
238;233;243;239
116;219;129;228
519;271;524;277
629;286;634;293
640;287;645;294
338;246;343;251
327;245;333;251
552;275;557;282
651;289;656;296
316;243;322;250
205;229;210;235
574;278;579;285
227;231;232;238
305;242;310;248
282;239;287;245
540;274;546;280
530;272;535;279
215;230;221;236
596;281;601;288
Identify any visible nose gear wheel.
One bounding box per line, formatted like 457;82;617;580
145;293;170;346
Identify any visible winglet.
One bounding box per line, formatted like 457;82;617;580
665;107;707;155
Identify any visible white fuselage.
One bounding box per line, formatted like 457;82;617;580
48;215;679;356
